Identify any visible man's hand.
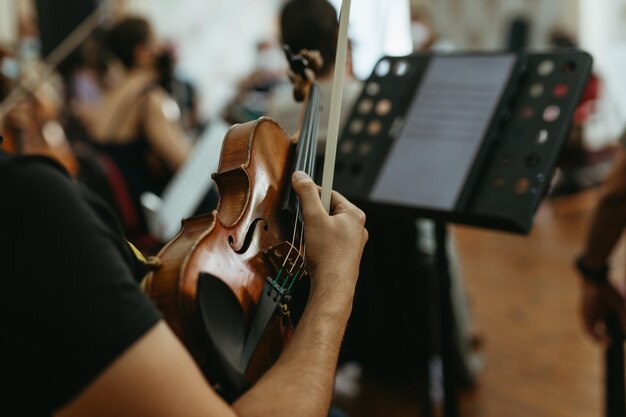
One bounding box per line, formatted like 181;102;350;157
580;280;626;344
291;171;368;303
233;172;367;417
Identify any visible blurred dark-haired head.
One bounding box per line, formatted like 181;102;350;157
107;17;156;69
549;29;577;49
155;45;176;88
280;0;338;77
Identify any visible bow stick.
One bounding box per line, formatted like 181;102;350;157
320;0;351;213
0;1;111;120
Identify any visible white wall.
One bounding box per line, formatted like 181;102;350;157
579;0;626;73
579;0;626;146
0;0;18;48
421;0;577;50
328;0;413;79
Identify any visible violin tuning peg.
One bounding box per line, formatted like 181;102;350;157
305;50;324;73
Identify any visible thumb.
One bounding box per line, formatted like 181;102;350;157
292;171;326;218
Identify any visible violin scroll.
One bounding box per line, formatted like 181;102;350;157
284;46;323;102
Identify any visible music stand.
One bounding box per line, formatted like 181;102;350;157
334;51;593;416
606;316;625;417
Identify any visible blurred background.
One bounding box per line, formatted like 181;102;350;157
1;0;624;145
0;1;615;131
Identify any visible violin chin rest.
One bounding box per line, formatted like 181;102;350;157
197;273;250;398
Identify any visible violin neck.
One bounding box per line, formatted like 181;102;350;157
283;83;321;214
295;83;321;177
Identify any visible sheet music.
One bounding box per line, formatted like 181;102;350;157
370;54;517;210
142;120;229;241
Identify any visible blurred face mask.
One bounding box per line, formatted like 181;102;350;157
1;57;19;80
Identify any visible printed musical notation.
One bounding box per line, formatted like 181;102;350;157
370;54;516;210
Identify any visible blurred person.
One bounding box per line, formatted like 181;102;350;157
0;49;78;175
575;142;626;344
84;17;192;241
0;49;17;153
267;0;362;156
1;41;139;221
410;7;455;53
67;32;116;134
222;40;288;125
155;43;204;135
411;8;436;51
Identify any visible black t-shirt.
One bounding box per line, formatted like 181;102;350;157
0;154;161;416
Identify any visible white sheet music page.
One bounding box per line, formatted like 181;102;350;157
370;54;516;210
142;120;229;241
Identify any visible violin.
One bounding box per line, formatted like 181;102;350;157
0;128;17;154
143;0;353;400
0;51;78;175
1;97;79;176
141;47;323;400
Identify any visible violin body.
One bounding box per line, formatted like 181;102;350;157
0;123;79;176
0;83;79;176
143;117;306;398
0;130;18;153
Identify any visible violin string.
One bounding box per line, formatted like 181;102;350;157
289;215;307;275
283;86;312;274
296;86;319;280
289;251;301;274
280;81;320;292
271;269;283;288
286;270;301;293
287;257;306;292
299;86;320;249
288;124;309;276
282;203;300;269
284;111;313;286
281;265;292;287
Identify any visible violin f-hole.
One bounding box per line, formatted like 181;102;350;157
229;218;269;254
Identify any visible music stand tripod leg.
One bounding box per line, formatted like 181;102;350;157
435;222;460;417
605;315;625;417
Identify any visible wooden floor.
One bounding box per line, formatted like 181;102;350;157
335;187;625;417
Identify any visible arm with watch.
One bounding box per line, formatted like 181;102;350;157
576;147;626;344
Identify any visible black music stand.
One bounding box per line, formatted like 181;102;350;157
435;222;460;417
333;51;593;416
606;316;625;417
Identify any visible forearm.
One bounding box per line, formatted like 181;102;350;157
233;270;354;417
145;92;192;171
580;148;626;269
148;123;191;171
583;194;626;268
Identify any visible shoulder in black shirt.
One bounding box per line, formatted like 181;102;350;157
0;154;161;416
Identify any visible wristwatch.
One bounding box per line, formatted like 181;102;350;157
575;255;609;283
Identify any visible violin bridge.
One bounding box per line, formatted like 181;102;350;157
264;241;307;295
